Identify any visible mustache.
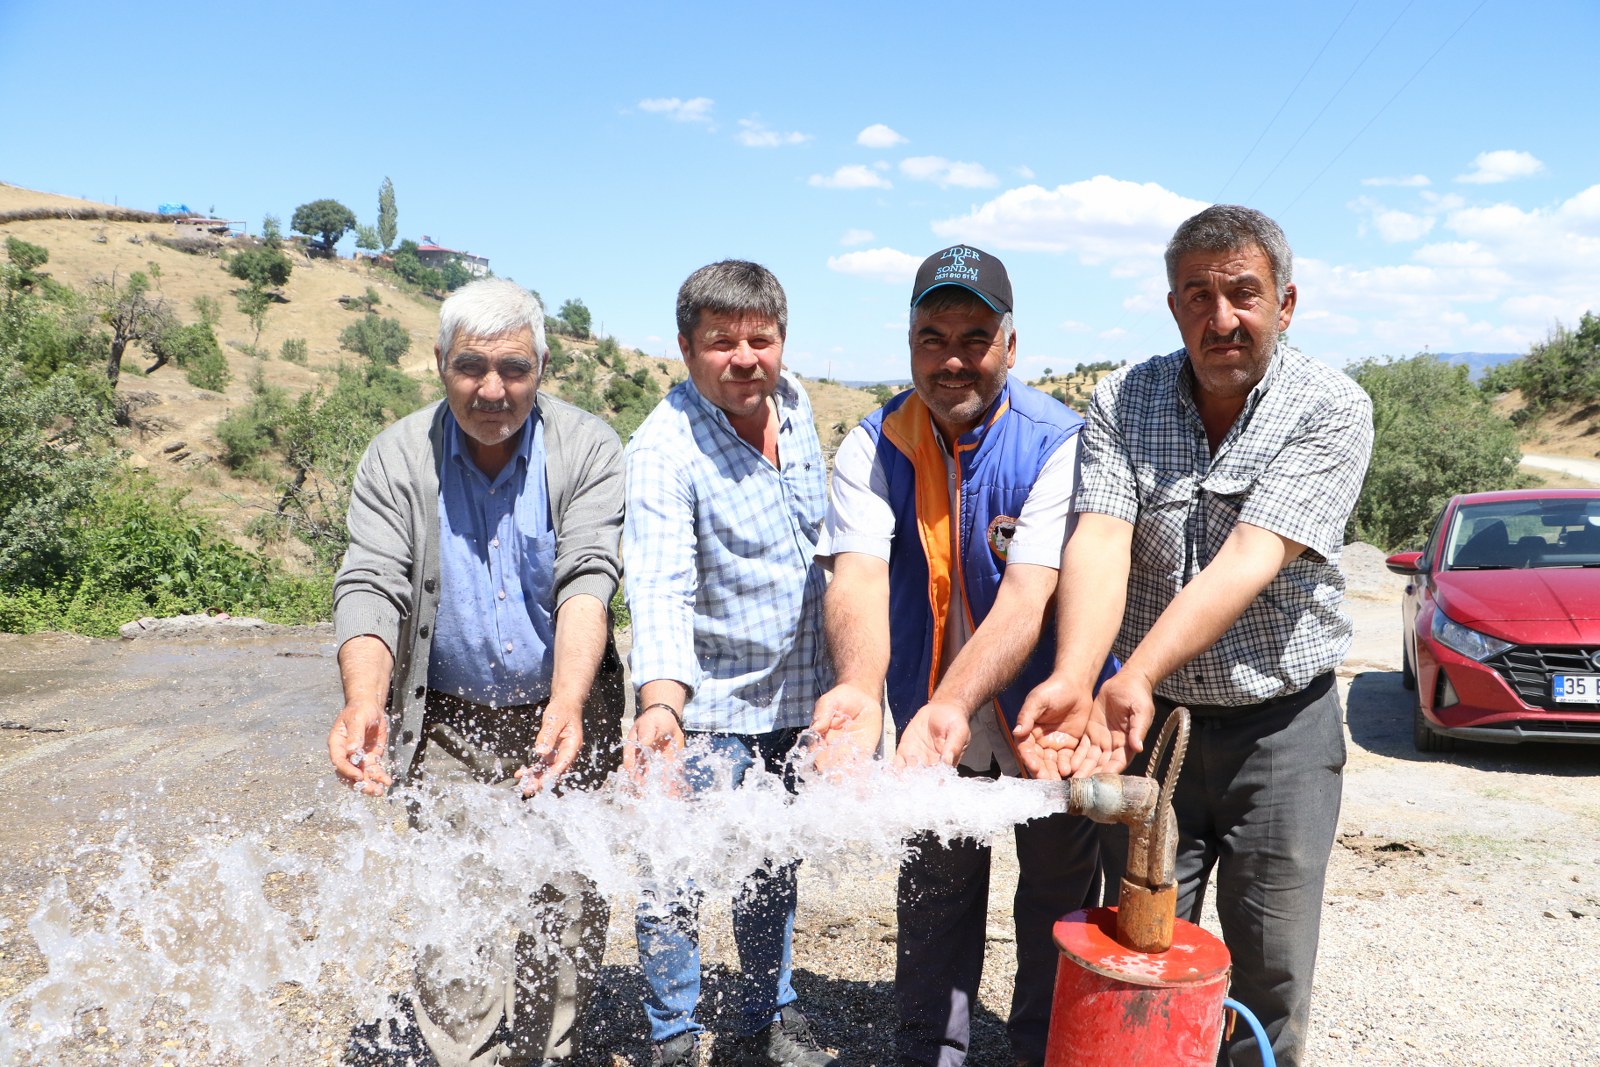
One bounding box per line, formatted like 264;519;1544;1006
929;372;979;387
1203;327;1249;348
719;366;770;383
470;400;513;413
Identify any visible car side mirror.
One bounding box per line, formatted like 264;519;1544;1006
1384;550;1424;575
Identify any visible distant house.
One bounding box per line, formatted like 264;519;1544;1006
173;217;238;239
416;235;490;277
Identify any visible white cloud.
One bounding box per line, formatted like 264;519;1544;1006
1099;327;1128;340
736;118;810;148
931;176;1207;265
1456;150;1545;184
1016;165;1036;180
1058;320;1091;333
1350;197;1436;243
899;156;999;189
809;164;893;190
839;228;875;246
637;96;714;124
1361;174;1431;188
856;124;907;148
826;247;922;283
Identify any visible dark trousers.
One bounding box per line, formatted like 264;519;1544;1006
1099;674;1345;1067
401;678;623;1066
895;766;1102;1067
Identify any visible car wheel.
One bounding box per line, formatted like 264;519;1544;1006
1401;636;1416;691
1412;683;1454;753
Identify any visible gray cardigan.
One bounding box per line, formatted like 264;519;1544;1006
333;395;625;775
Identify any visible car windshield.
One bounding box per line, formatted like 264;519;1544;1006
1444;498;1600;570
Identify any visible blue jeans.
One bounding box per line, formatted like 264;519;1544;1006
635;728;802;1043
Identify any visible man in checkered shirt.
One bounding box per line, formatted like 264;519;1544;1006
1016;205;1373;1067
622;260;836;1067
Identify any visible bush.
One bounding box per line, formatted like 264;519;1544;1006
280;337;308;364
1348;354;1527;550
0;472;333;636
339;313;412;365
1483;311;1600;413
224;245;293;289
152;321;230;391
0;354;116;585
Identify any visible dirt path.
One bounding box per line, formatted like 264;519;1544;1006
1521;452;1600;485
2;576;1598;1065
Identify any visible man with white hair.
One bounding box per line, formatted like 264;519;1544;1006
329;277;626;1066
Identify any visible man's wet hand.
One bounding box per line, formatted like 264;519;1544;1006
328;704;392;796
893;701;970;770
1015;673;1094;779
807;684;883;775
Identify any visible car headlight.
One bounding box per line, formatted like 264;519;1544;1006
1431;609;1514;661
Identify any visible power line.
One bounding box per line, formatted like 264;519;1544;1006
1214;0;1361;203
1279;0;1492;218
1245;0;1417;204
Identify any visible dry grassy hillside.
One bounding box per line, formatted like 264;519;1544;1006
0;182;885;562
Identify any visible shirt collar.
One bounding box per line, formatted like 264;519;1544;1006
443;404;540;486
1176;339;1287;421
685;371;797;438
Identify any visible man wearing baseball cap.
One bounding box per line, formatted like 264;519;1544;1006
809;245;1109;1066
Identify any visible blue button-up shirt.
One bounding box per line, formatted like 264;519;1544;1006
429;409;556;707
623;373;829;733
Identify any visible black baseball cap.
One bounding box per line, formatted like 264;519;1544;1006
910;244;1013;315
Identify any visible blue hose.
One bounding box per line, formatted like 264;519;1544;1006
1222;998;1276;1067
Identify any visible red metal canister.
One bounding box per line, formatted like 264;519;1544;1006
1045;906;1231;1067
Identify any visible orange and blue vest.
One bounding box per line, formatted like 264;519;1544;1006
862;380;1114;748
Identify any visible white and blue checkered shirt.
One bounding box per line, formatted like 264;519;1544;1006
1077;343;1373;707
623;372;830;733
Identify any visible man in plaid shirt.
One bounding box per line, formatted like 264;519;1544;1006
1017;206;1373;1067
622;260;835;1067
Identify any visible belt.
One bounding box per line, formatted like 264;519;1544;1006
1160;671;1335;719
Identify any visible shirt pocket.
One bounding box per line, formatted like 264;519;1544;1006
1198;468;1260;547
1131;467;1193;577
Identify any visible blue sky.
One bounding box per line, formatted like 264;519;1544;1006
2;0;1595;382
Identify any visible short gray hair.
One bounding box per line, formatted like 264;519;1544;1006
436;278;548;365
1165;204;1293;302
676;260;787;340
909;286;1015;346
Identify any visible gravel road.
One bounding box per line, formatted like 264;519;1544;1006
1;548;1597;1066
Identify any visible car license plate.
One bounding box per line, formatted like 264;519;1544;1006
1552;674;1600;703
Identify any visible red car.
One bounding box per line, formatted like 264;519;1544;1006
1385;489;1600;752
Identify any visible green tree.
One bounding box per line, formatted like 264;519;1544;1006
150;321;231;391
339;313;412;365
225;245;293;290
1348;354;1525;550
377;177;397;253
261;214;283;249
440;256;472;292
355;224;381;254
273;364;422;567
390;239;445;292
558;298;592;339
91;271;174;386
0;352;116;585
1483;311;1600;414
237;284;272;349
290;198;357;255
5;236;50;289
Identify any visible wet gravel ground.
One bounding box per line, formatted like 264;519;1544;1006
2;552;1598;1065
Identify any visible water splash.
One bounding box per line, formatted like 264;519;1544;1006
1;754;1065;1065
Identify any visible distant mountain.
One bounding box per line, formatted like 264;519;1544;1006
838;379;910;389
1436;351;1520;379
